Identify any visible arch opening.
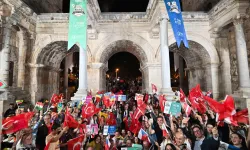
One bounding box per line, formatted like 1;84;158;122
98;40;148;93
35;41;79;101
106;52;142;93
169;41;212;94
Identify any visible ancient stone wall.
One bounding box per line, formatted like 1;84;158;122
227;26;239;92
181;0;219;12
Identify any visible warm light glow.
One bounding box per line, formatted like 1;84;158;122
116;68;119;72
106;74;110;78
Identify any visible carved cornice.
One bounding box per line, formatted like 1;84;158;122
208;0;249;28
233;14;249;25
3;0;37;25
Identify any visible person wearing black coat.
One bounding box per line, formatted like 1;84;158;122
35;114;51;150
200;137;220;150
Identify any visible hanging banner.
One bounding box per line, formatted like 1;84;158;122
164;0;189;48
68;0;87;50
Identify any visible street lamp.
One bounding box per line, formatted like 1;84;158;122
115;68;119;79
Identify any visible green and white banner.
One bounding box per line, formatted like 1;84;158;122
68;0;87;50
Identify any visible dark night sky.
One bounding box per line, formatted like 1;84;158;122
97;0;149;12
63;0;150;13
107;52;141;79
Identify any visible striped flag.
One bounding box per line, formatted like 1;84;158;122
105;136;111;150
182;102;192;117
35;102;44;110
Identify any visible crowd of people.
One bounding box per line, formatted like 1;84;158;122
1;84;250;150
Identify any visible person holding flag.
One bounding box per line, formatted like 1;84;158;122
45;123;68;150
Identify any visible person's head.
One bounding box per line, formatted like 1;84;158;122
43;114;51;125
127;130;132;136
142;140;150;148
202;113;208;122
121;129;126;136
157;116;163;126
51;123;61;135
9;103;14;109
192;125;204;139
15;109;21;115
134;137;139;144
77;117;83;124
20;128;32;145
145;121;150;128
115;131;120;137
132;105;136;111
73;107;79;113
230;133;244;146
175;132;185;147
126;139;132;147
165;143;177;150
206;123;214;134
93;114;98;120
95;135;101;144
86;147;94;150
125;103;129;110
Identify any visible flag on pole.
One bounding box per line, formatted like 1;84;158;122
164;0;189;48
35;102;44;110
68;0;87;50
138;128;150;142
16;100;23;105
105;136;111;150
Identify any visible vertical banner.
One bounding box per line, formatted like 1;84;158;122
68;0;87;50
164;0;189;48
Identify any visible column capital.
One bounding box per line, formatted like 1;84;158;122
159;13;169;21
233;14;249;25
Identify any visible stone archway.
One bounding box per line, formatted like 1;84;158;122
88;40;151;92
30;41;79;103
168;40;219;99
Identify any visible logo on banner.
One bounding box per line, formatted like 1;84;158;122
167;2;180;13
72;4;85;16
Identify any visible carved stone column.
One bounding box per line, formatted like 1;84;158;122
86;63;104;95
210;29;232;96
233;16;250;93
211;63;220;99
159;13;175;99
71;47;88;100
0;21;11;87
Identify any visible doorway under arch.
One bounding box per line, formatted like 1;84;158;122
106;52;142;94
96;40;150;92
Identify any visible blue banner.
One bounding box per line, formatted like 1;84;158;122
164;0;189;48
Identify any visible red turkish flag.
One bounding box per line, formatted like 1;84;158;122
132;104;146;120
189;85;207;114
106;112;117;126
129;118;141;134
81;102;101;118
50;94;61;104
2;112;34;134
159;95;166;112
233;109;249;125
204;96;225;113
64;109;79;128
67;135;84;150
